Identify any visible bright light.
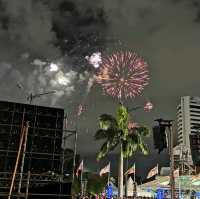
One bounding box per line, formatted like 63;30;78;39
49;63;59;72
85;52;102;68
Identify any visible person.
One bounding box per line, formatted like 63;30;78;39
91;195;96;199
95;194;99;199
105;183;113;199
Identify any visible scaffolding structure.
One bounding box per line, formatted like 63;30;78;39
0;101;72;198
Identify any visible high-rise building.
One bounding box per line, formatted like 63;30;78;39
177;96;200;166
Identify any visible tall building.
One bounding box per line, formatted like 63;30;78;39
177;96;200;166
0;100;72;198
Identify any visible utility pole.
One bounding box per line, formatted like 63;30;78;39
72;130;77;182
125;158;128;197
155;119;175;199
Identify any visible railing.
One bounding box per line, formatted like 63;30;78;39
0;171;71;198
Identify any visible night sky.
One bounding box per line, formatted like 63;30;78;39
1;0;200;178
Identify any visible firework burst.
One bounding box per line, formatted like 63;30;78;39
96;51;149;99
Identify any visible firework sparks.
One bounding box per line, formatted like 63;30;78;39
144;101;153;112
128;122;140;130
85;52;102;68
96;51;149;99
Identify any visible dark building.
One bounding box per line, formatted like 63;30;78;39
190;134;200;166
0;100;71;198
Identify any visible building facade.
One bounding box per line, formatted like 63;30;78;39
176;96;200;166
0;100;70;198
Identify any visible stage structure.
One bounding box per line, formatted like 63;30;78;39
0;100;72;198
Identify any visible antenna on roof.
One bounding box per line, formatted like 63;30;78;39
16;82;56;104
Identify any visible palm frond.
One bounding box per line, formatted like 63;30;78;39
94;129;108;140
139;142;149;155
109;139;120;151
99;114;118;130
122;136;138;158
137;126;151;137
97;141;110;160
116;105;129;134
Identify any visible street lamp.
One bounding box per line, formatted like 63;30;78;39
62;130;77;182
154;119;175;199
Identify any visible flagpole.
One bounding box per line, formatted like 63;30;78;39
81;169;83;196
107;171;110;185
134;164;136;183
80;160;83;196
107;162;110;185
125;158;128;197
157;164;159;177
178;175;181;199
133;164;137;198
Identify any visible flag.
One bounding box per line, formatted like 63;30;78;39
99;163;110;176
76;160;83;177
147;164;158;179
173;168;179;178
124;164;135;175
192;173;200;180
77;104;83;116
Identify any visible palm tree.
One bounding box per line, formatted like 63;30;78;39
94;104;150;198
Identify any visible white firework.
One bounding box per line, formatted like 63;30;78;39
85;52;102;68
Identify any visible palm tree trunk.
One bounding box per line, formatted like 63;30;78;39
118;143;123;198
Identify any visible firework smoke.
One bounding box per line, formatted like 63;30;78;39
13;58;80;105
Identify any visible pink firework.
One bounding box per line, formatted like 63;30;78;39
144;101;153;112
96;51;149;99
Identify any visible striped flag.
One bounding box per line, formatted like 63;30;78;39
147;164;158;179
76;160;83;177
192;173;200;180
124;164;135;175
99;163;110;176
173;168;179;178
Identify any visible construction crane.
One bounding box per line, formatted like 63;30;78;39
17;82;56;104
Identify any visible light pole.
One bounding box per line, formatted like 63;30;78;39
155;119;175;199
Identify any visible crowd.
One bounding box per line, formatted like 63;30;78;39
75;196;155;199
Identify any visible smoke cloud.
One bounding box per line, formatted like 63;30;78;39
0;0;108;107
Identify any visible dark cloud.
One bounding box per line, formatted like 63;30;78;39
0;0;59;58
0;0;109;105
